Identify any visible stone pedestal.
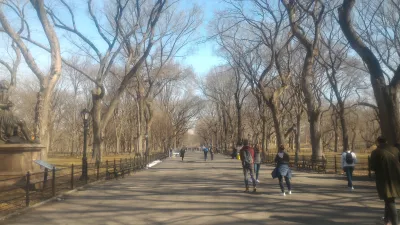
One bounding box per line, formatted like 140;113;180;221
0;144;46;188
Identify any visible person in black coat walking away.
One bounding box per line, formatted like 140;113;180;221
180;148;186;161
370;136;400;225
273;145;292;196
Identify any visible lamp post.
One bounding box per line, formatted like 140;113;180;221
293;127;298;165
145;134;149;163
80;108;90;181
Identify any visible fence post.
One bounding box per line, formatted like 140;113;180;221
368;155;371;178
96;162;100;181
113;159;117;179
71;164;74;190
25;172;30;207
43;168;48;189
106;160;109;180
120;158;123;178
334;155;337;173
52;167;56;197
128;157;132;175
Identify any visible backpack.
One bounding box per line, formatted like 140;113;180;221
345;152;354;164
243;147;253;167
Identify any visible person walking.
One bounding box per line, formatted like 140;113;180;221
370;136;400;225
210;147;214;160
203;146;209;161
180;148;186;161
341;149;357;190
240;139;257;193
273;145;292;196
253;143;261;183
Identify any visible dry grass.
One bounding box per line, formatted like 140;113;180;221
47;155;138;168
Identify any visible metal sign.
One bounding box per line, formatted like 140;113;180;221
34;160;55;170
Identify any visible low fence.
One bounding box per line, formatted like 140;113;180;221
0;153;168;217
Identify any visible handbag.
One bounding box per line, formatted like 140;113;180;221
271;167;278;179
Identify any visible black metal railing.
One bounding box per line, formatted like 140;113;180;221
0;152;168;217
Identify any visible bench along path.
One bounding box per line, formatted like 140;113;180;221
1;152;385;225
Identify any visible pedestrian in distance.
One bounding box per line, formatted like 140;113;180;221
370;136;400;225
180;148;186;161
240;139;257;193
341;148;357;191
203;146;209;161
253;143;261;183
232;146;238;159
210;147;214;160
272;145;292;196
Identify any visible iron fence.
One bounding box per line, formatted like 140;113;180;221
0;152;168;217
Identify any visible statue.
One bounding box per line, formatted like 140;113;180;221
0;80;31;143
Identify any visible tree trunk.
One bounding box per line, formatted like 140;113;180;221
34;87;52;160
270;104;284;151
92;88;103;164
302;50;322;159
308;110;322;159
338;104;349;152
295;114;301;158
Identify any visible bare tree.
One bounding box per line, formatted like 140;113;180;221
281;0;325;159
339;0;400;144
213;1;297;151
0;0;62;157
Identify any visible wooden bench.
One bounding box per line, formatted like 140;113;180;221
311;159;326;174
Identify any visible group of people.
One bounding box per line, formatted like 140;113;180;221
236;136;400;225
201;146;214;161
236;139;292;195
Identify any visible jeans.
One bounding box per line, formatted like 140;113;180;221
344;166;354;187
278;175;291;193
384;197;398;225
243;165;256;188
204;152;208;161
254;163;261;180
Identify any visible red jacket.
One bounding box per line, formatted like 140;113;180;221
240;145;255;165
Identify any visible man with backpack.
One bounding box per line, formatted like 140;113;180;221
239;139;257;193
341;149;357;190
203;146;209;161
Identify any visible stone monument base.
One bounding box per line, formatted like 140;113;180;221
0;144;46;190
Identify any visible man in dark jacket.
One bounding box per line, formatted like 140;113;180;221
370;136;400;225
239;139;256;193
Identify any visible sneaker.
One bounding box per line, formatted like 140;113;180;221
281;192;286;196
253;188;257;193
288;191;292;195
256;179;260;183
244;188;249;193
348;187;354;191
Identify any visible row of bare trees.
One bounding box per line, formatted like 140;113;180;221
197;0;398;159
0;0;202;163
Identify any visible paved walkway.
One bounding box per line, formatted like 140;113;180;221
1;152;386;225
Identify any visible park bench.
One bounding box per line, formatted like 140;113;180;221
310;159;326;174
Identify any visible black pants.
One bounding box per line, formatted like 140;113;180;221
384;197;398;225
278;175;291;193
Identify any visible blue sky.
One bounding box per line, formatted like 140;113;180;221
0;0;227;80
180;0;226;76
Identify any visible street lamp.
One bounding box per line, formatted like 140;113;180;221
293;126;298;165
80;108;90;181
145;134;149;163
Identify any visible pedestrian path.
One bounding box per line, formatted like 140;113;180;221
1;151;385;225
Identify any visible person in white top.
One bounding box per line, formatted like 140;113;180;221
341;150;357;190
